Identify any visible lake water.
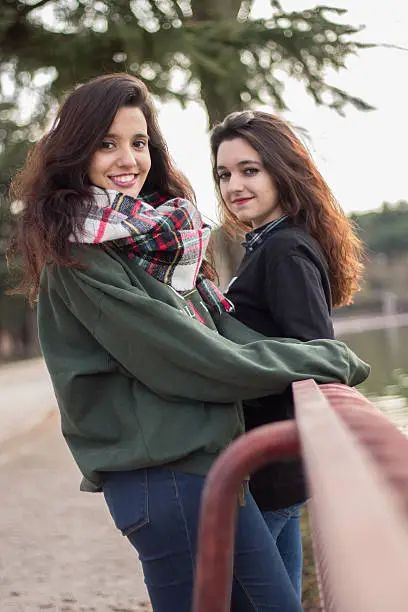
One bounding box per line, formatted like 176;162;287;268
339;325;408;436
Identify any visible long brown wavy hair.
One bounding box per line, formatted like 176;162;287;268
210;110;364;307
9;73;214;304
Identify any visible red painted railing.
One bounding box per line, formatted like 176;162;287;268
193;381;408;612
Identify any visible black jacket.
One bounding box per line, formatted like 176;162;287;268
226;219;334;510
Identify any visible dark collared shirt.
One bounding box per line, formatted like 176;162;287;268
242;215;288;254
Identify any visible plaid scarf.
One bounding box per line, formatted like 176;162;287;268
72;188;232;314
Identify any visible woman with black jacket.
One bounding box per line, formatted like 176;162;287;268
211;110;364;601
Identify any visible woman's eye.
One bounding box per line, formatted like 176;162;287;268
218;172;230;181
101;141;114;150
134;140;147;149
244;167;259;176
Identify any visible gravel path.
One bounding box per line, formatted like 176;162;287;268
0;412;149;611
0;358;56;444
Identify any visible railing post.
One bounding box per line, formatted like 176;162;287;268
293;380;408;612
193;381;408;612
192;421;299;612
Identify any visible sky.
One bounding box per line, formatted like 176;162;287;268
156;0;408;224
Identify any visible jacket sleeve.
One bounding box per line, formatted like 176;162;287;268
51;253;369;403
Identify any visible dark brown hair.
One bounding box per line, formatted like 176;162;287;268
9;73;213;303
210;110;364;307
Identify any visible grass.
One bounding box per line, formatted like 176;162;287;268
301;506;322;611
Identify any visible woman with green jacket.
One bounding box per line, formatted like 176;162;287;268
9;73;369;612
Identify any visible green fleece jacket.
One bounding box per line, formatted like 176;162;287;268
38;245;369;491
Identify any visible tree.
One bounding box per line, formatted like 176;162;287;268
0;1;374;354
0;195;12;289
0;0;373;192
352;201;408;257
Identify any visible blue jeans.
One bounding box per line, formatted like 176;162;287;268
262;504;303;600
103;468;302;612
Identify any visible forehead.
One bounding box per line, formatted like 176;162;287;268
216;137;261;166
108;106;148;134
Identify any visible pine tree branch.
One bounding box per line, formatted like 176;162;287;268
0;1;376;147
378;43;408;52
173;1;187;21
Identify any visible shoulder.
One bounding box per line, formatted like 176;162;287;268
261;225;325;262
42;245;134;292
263;225;315;250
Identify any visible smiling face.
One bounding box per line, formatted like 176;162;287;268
216;137;283;229
88;106;151;198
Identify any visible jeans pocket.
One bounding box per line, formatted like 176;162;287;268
103;469;149;536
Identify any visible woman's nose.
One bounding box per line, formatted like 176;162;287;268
117;147;137;167
228;173;244;193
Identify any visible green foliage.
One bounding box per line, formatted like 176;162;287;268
300;507;320;609
0;194;22;345
0;0;374;352
0;0;373;193
0;196;13;288
352;201;408;257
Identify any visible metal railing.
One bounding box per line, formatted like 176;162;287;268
192;381;408;612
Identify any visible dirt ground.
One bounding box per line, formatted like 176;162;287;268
0;412;150;612
0;358;56;444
